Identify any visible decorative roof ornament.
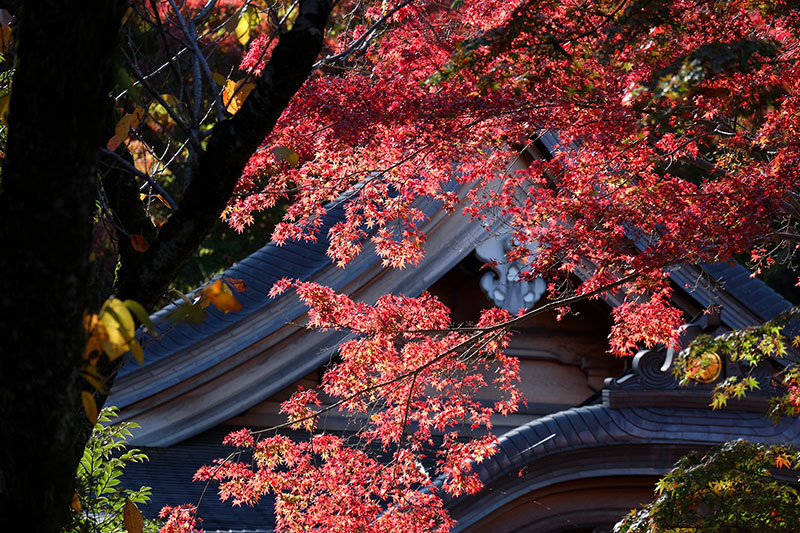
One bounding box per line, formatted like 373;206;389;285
474;232;546;313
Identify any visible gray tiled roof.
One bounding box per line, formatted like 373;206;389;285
117;207;342;381
121;425;278;532
112;195;800;529
124;401;800;531
123;425;451;532
701;261;794;321
109;185;489;445
443;403;800;530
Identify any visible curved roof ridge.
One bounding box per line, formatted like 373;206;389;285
116;206;344;380
441;404;800;530
110;183;499;445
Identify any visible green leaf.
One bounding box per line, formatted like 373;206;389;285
124;299;155;332
130;339;144;366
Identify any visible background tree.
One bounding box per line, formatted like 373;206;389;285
615;440;800;532
68;407;160;533
0;1;334;531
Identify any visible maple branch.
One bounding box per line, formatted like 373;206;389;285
253;272;638;435
314;0;416;69
396;372;418;451
775;232;800;244
100;148;178;211
115;0;334;308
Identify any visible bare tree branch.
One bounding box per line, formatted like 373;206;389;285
115;0;335;308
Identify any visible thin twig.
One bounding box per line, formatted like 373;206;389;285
252;271;639;435
101;148;179;211
313;0;416;69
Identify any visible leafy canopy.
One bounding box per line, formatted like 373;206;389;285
615;440;800;532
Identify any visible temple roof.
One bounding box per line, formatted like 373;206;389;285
109;133;800;531
443;401;800;531
110;182;500;445
109;177;796;446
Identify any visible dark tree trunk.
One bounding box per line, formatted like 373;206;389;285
0;1;333;532
0;2;126;532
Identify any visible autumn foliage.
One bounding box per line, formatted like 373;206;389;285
615;440;800;532
88;0;800;531
190;285;519;531
224;0;800;352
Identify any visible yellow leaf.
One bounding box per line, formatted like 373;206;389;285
81;370;107;395
272;146;299;167
160;94;179;107
115;114;133;141
235;11;250;46
83;328;106;360
71;493;82;512
130;106;145;130
211;71;228;86
123;499;144;533
147;101;171;131
140;192;170;209
201;279;243;313
99;298;136;360
121;6;134;26
83;312;105;359
223;80;254;114
709;479;733;495
81;391;98;424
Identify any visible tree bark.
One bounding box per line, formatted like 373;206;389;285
0;1;333;531
0;2;127;532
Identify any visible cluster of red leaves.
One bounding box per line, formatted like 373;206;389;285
161;0;800;530
159;504;203;533
225;0;800;354
190;282;522;531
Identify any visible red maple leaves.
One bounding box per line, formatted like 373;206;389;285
161;0;800;530
184;284;521;531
